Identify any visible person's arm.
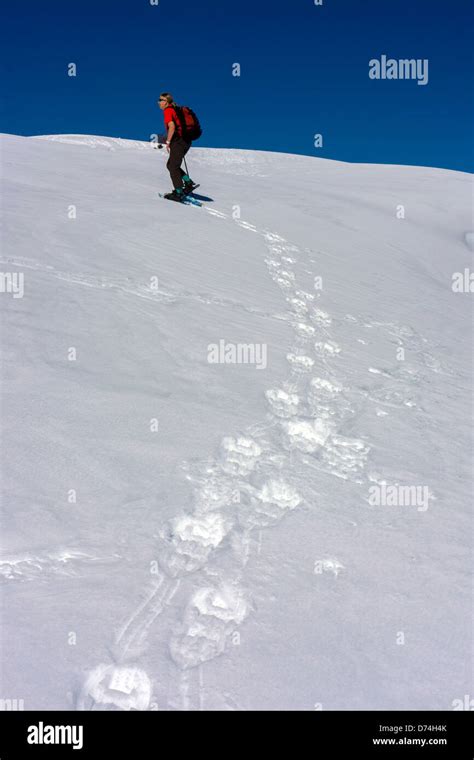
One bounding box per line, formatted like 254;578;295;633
166;121;176;151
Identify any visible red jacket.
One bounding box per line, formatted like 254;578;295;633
163;106;183;137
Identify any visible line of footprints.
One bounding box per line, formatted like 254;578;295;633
77;208;443;710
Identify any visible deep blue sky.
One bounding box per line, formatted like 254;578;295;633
2;0;473;172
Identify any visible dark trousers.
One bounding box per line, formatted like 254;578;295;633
167;137;191;189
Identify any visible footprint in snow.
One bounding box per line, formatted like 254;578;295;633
169;583;249;670
314;340;341;356
322;435;370;483
265;387;300;418
220;436;263;477
286;353;315;372
237;478;302;531
77;665;152;711
158;512;233;578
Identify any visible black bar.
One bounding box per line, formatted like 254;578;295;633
0;710;472;757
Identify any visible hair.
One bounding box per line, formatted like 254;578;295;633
160;92;175;106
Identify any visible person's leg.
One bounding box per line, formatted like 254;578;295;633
180;143;195;187
167;139;188;189
178;143;191;182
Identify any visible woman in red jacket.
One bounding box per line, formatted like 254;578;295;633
158;93;195;201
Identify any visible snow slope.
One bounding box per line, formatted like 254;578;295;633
0;133;472;710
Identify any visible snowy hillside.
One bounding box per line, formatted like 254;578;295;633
1;133;472;711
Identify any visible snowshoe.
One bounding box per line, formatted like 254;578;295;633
163;189;185;202
182;180;200;196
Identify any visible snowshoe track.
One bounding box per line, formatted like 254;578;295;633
78;206;443;710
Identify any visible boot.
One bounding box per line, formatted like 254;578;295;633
164;188;184;202
182;176;198;195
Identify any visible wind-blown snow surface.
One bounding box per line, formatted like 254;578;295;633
1;133;472;711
